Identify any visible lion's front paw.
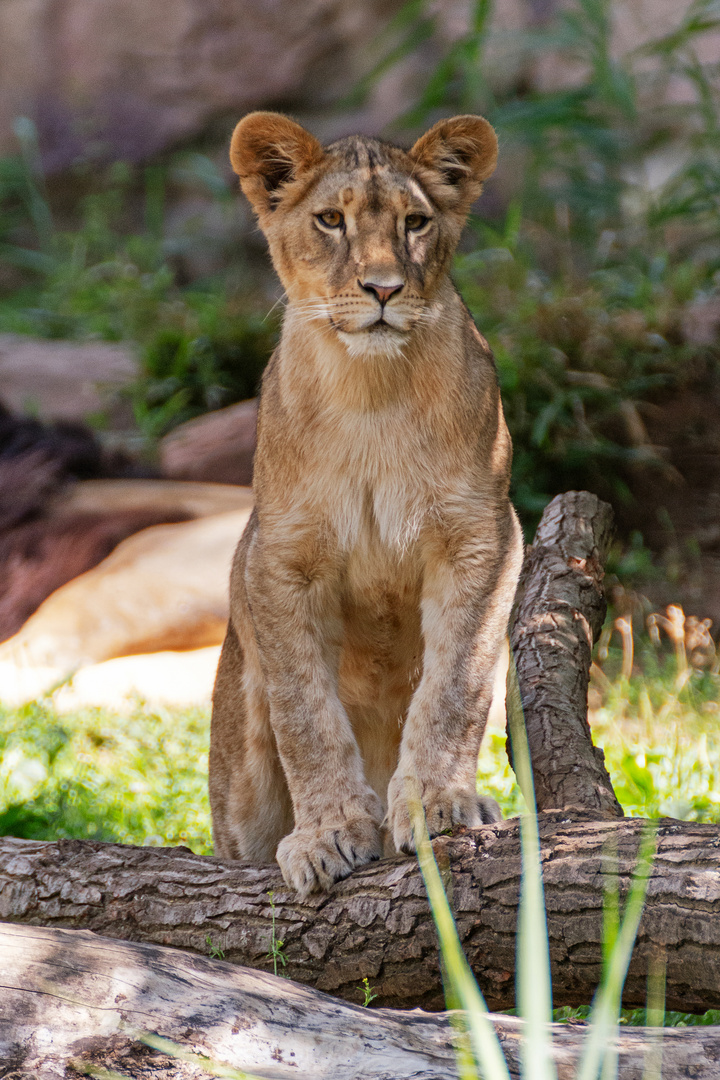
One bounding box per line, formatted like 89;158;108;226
387;776;485;854
276;817;383;898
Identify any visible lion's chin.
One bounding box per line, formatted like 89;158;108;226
336;326;408;360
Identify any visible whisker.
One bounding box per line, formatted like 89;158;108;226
263;292;288;322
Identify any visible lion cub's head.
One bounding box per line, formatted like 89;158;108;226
230;112;497;359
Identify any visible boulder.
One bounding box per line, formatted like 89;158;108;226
0;0;407;169
0;507;251;673
2;0;718;169
159;399;257;485
0;335;136;424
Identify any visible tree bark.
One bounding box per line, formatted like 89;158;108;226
2;815;719;1014
510;490;623;817
2;922;719;1080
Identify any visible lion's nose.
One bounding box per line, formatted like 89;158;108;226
359;280;404;305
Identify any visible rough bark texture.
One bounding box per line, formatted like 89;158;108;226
2;922;719;1080
510;490;623;817
2;814;719;1014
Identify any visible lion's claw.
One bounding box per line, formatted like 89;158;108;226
276;817;382;897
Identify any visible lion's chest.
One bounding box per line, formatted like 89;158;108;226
299;405;445;554
338;526;424;753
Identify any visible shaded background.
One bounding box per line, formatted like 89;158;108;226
1;0;720;621
0;0;719;863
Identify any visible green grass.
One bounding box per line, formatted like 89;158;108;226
479;635;720;824
553;1004;720;1027
0;699;212;852
1;642;717;848
591;669;720;823
0;652;718;1041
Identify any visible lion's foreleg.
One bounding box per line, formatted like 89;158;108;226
245;533;383;896
387;508;523;852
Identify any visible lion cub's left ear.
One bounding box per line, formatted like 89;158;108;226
230;112;324;219
409;115;498;210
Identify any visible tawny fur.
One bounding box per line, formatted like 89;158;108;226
210;112;524;896
0;403;187;642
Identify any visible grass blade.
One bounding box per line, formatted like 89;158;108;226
506;647;558;1080
576;821;658;1080
12;116;54;255
408;780;512;1080
642;950;667;1080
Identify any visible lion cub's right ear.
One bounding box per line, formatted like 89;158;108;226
230;112;324;219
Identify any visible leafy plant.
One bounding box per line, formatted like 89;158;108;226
358;976;378;1007
206;933;225;960
129;315;274;439
0;119;277;439
265;890;288;977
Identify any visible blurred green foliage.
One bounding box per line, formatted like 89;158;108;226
0;0;718;508
372;0;720;526
553;1004;720;1026
0;125;277;437
0;699;212;852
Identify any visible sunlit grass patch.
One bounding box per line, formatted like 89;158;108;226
0;631;718;852
0;699;212;852
478;617;720;824
590;612;720;823
477;726;524;820
591;680;720;823
479;677;720;826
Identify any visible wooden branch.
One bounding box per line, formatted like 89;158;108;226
510;490;623;816
2;815;719;1015
2;923;720;1080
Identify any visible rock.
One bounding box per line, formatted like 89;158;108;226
0;507;251;672
0;0;407;169
2;0;718;170
0;336;137;424
159;399;257;485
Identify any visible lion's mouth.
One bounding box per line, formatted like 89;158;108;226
332;316;404;336
336;320;409;359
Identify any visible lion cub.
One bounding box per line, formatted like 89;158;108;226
210;111;524;896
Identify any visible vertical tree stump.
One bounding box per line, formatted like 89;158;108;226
510;491;623;817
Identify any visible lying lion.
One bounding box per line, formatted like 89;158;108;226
210;111;524;896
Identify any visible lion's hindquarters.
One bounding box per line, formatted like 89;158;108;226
210;617;292;862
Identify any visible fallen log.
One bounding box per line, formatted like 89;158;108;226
2;814;719;1014
2;922;720;1080
510;491;623;817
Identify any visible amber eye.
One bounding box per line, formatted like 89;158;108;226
316;209;344;229
406;214;430;232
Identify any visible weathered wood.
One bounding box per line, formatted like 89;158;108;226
2;815;719;1014
1;922;719;1080
510;490;623;817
